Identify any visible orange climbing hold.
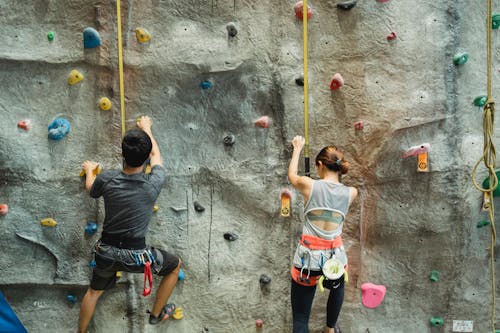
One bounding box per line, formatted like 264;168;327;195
280;189;292;217
330;73;344;90
0;204;9;215
255;116;270;128
17;119;31;131
80;164;102;177
294;1;312;21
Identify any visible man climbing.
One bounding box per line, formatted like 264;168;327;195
78;116;181;333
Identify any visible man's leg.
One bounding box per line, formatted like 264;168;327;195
78;288;104;333
151;259;181;317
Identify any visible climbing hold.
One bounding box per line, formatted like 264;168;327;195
473;95;487;107
361;283;386;308
430;270;439;282
68;70;84;85
337;0;357;10
135;28;151;43
255;116;270;128
430;317;444;327
0;204;9;215
172;307;184;320
255;319;264;328
200;80;212;90
453;52;468;65
116;271;122;279
259;274;272;286
402;143;430;158
492;14;500;29
66;295;77;304
294;1;312;21
386;32;397;41
178;268;185;281
376;0;390;2
89;260;96;268
223;232;239;241
226;22;238;37
83;27;101;48
98;97;112;111
223;134;236;146
48;118;71;141
295;77;304;86
482;171;500;197
40;218;57;227
84;222;98;234
153;204;159;213
354;121;364;131
330;73;344;90
79;164;102;177
194;201;205;212
477;220;490;228
17;119;31;131
280;189;291;217
47;31;55;42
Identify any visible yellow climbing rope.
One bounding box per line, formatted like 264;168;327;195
116;0;126;137
471;1;497;331
302;0;310;176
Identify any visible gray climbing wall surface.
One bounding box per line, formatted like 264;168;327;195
1;0;500;332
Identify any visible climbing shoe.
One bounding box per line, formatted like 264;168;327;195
335;324;342;333
148;303;176;325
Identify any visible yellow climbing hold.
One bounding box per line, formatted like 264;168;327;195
40;218;58;227
145;164;151;174
68;70;84;85
79;165;102;177
116;271;122;279
135;28;151;43
153;204;159;213
172;307;184;320
98;97;112;111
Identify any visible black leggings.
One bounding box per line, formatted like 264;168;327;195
291;276;344;333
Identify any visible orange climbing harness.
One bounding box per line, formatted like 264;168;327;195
470;1;497;331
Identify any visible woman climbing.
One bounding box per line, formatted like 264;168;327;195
288;135;358;333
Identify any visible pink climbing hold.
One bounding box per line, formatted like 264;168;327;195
386;32;397;41
0;204;9;215
330;73;344;90
403;143;431;158
17;119;31;131
255;116;270;128
294;1;312;21
361;283;386;308
255;319;264;328
354;121;364;131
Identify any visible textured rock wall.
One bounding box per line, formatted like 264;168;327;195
1;0;499;332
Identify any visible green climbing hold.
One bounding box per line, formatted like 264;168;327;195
482;170;500;197
47;31;55;42
430;317;444;327
453;52;468;65
429;270;439;282
477;220;490;228
492;14;500;29
473;95;487;107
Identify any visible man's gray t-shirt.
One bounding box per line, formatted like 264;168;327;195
90;165;166;239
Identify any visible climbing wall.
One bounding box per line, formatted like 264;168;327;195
1;0;500;332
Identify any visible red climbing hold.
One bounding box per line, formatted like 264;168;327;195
294;1;312;21
361;283;386;308
354;121;364;130
255;319;264;328
330;73;344;90
17;119;31;131
0;204;8;215
255;116;270;128
386;32;397;41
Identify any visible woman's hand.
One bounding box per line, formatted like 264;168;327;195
292;135;305;151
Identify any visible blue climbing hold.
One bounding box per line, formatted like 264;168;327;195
48;118;70;140
200;80;212;89
84;222;98;234
178;268;185;281
89;260;96;268
66;294;77;303
83;27;101;49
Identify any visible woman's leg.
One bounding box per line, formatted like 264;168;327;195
291;279;317;333
325;277;345;329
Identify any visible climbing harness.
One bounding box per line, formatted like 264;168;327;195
470;1;497;331
302;0;310;176
116;0;126;137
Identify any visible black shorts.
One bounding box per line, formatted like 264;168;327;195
90;242;180;290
